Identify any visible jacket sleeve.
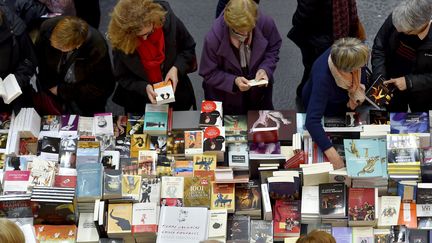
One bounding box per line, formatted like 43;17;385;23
112;50;149;96
14;32;37;89
257;17;282;81
173;16;197;77
406;72;432;92
305;73;333;152
371;14;393;81
199;34;238;94
35;29;62;90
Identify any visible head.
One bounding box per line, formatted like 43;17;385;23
392;0;432;35
224;0;258;36
296;230;336;243
108;0;166;54
50;16;88;52
330;37;369;73
0;219;25;243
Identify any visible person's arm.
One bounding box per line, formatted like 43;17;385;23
112;50;149;96
13;32;37;89
405;72;432;92
34;27;61;90
257;17;282;81
371;14;394;81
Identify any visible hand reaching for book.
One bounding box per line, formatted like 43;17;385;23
324;147;345;170
255;69;268;87
384;77;406;91
164;66;178;92
146;84;157;104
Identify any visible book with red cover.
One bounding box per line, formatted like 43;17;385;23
54;175;77;188
273;200;301;238
398;202;417;229
247;110;296;145
284;151;306;169
348;188;376;225
3;171;30;195
34;225;77;242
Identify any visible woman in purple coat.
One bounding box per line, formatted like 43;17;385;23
199;0;282;115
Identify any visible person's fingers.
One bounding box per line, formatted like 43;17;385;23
383;80;394;85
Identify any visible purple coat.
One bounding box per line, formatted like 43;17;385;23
199;11;282;115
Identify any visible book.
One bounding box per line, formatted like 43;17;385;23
39;136;61;162
132;202;159;234
369;110;390;125
184;130;203;156
54;174;77;188
34;225;77;243
200;100;223;127
95;135;115;152
211;182;235;213
248;79;269;87
153;80;175;104
365;74;394;110
77;213;99;243
226;215;250;243
166;130;185;156
101;150;120;170
250;220;273;243
76;163;103;202
344;139;384;178
160;176;184;206
3;171;30;195
193;154;216;181
173;160;193;177
29;157;56;188
235;181;262;218
407;229;428;243
122;175;141;201
387;134;420;165
156;155;173;177
207;209;228;242
137;150;157;176
203;126;225;152
140;177;161;205
103;170;122;199
228;143;249;169
332;227;352;243
374;229;391;243
0;74;22;104
143;104;169;135
318;183;346;218
127;114;144;136
390;112;429;134
378;196;401;226
352;227;374;243
107;203;132;237
247;110;296;144
273;200;301;238
76;141;101;165
183;176;211;208
60;114;79;136
348;188;377;226
4;156;27;171
224;115;248;143
93;113;114;135
130;134;150;158
149;135;167;154
267;171;301;201
78;116;94;136
157;206;209;243
398;202;417;229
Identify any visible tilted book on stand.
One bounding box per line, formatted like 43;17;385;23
365;74;395;110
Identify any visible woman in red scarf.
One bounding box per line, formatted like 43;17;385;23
108;0;197;112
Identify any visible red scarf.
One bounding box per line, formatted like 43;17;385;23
332;0;359;40
137;27;165;83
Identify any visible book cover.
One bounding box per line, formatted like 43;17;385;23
398;202;417;229
267;175;301;201
408;229;428;243
173;160;194;177
250;220;273;243
29;157;56;188
166;130;185;155
95;134;115;151
249;142;281;155
107;203;132;235
378;196;401;226
76;163;103;201
348;188;376;223
228;143;249;169
157;206;209;243
33;200;76;225
101;150;120;170
104;170;122;199
369;110;390;125
227;215;250;242
60;115;79;133
365;74;394;110
352;227;374;243
0;196;33;218
319;183;346;218
184;177;211;208
130;134;150;158
53;175;77;188
200;100;223;127
224;115;248;143
156;155;173;177
211;182;235;213
234;181;262;214
3;171;30;195
127;113;144;136
34;225;77;243
40;115;61;132
418;217;432;229
0;74;22;104
184;130;203;155
332;227;352;243
273;200;301;237
93;113;114;135
247;110;296;144
149;135;167;154
203;126;225;152
374;229;390;243
140;177;161;205
143;104;169;134
17;137;37;156
390;112;429;134
387;134;420;164
4;156;27;171
132;202;158;234
77;116;94;136
122;175;141;201
153;80;175;104
0;112;11;131
115;136;130;159
207;209;228;240
76;213;99;242
137;150;157;176
344;139;384;178
193;154;217;181
113;115;128;139
39;136;61;162
76;141;100;165
160;176;184;206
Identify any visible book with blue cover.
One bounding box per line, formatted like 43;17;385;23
344;139;384;178
76;163;103;202
390;112;429;134
143;104;169;135
332;227;352;243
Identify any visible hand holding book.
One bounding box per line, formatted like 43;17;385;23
146;85;157;104
383;77;406;91
164;66;178;92
251;69;269;87
324;147;344;169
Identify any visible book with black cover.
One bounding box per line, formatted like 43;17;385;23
369;110;390;125
227;215;250;243
319;183;346;218
408;229;428;243
365;74;395;110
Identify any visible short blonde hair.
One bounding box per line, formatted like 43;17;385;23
296;230;336;243
330;37;369;72
108;0;166;54
0;219;25;243
50;16;88;50
224;0;258;32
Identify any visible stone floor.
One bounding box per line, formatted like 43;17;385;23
99;0;400;114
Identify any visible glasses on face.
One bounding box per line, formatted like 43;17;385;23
231;28;249;37
405;22;429;35
137;24;154;39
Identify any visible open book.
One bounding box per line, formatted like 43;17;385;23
365;75;395;110
0;74;22;104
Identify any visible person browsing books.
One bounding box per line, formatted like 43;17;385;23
35;16;115;115
372;0;432;112
0;218;25;243
108;0;197;112
302;38;369;169
199;0;282;115
296;230;336;243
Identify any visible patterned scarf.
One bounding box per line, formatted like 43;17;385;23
332;0;360;40
229;28;252;69
328;56;365;110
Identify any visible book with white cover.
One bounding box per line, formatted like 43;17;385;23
0;74;22;104
78;116;94;136
19;224;37;243
132;202;159;234
77;212;99;242
301;186;320;222
154;80;175;104
207;209;228;242
93;113;114;135
157;206;208;243
378;196;401;226
248;79;268;87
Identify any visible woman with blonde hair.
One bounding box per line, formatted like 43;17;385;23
199;0;282;115
0;218;25;243
302;37;369;169
108;0;197;112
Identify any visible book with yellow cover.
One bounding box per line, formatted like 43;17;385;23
107;203;133;236
122;175;141;201
211;182;235;213
130;134;150;158
193;154;217;181
184;176;211;208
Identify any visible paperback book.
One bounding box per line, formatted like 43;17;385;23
200;100;223;127
153;80;175;104
224;115;248;143
365;74;395;110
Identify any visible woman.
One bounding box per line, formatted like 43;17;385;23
0;4;37;114
35;16;115;115
108;0;197;112
296;230;336;243
0;218;25;243
302;38;369;169
288;0;364;98
200;0;282;115
372;0;432;112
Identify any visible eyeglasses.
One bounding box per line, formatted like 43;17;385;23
137;24;154;39
231;28;249;38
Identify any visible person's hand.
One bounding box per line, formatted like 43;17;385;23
324;147;345;169
255;69;268;87
49;86;58;96
164;66;178;92
384;77;407;91
146;84;157;104
235;77;250;92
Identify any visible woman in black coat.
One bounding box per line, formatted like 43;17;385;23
108;0;197;113
0;4;37;114
372;0;432;112
35;16;115;115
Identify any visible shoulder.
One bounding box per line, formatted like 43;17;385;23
204;17;225;46
310;48;332;82
255;11;277;30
